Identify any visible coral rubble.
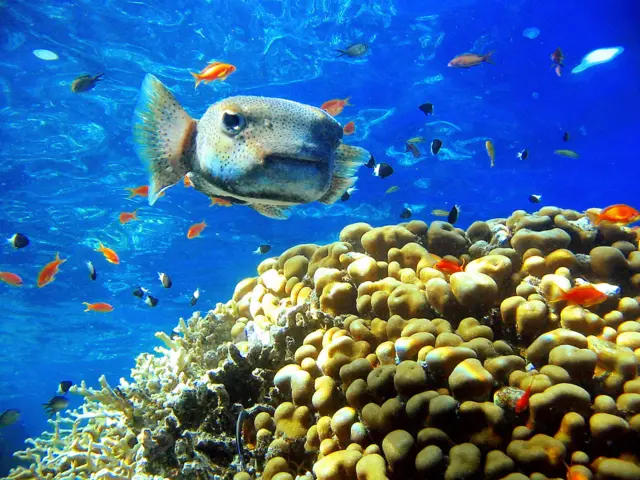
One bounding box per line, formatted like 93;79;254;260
8;206;640;479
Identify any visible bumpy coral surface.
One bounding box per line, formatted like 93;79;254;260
8;206;640;480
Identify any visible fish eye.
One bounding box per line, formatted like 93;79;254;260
221;110;245;134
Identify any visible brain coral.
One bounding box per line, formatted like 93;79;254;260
8;205;640;480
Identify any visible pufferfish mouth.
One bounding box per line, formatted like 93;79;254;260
264;153;324;166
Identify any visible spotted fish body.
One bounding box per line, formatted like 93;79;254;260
132;74;371;219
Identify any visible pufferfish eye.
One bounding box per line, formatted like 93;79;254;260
221;110;246;134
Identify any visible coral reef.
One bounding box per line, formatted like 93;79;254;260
8;205;640;479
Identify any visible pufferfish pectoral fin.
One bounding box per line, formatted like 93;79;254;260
248;204;292;220
318;176;357;205
132;74;197;206
317;144;371;205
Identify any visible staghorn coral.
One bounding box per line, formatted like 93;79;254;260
9;205;640;479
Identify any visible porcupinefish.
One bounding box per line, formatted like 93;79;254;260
132;74;372;219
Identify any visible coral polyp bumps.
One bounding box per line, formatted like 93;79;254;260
9;205;640;480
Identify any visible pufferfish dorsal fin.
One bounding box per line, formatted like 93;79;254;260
318;176;357;205
249;203;292;220
332;144;372;178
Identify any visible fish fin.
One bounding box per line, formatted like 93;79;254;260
585;211;601;225
94;73;105;81
483;51;495;64
318;176;357;205
82;302;91;312
546;283;567;303
336;50;346;57
248;204;292;220
190;72;202;88
133;74;197;206
333;144;371;178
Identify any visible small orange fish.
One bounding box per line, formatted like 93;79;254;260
187;221;207;239
343;121;355;135
83;302;114;313
0;272;23;287
588;204;640;226
96;242;120;264
37;252;66;288
184;175;193;188
321;97;351;116
119;210;138;225
190;62;236;88
448;51;494;68
515;374;538;413
434;258;465;275
210;197;232;207
551;284;608;307
126;185;149;198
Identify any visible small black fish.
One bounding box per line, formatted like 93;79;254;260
562;131;569;142
71;73;104;93
86;261;97;281
254;244;271;255
431;139;443;155
58;380;73;394
419;103;434;116
43;396;69;418
340;187;357;202
405;142;420;158
158;272;172;288
236;409;249;471
373;163;394;179
336;43;368;58
132;286;147;298
145;295;159;307
447;205;460;225
517;149;528;160
529;194;542;203
8;233;29;249
191;288;200;306
365;154;376;169
400;208;412;219
0;409;20;427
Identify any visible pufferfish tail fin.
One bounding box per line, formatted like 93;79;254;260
318;144;372;205
132;74;197;206
248;204;292;220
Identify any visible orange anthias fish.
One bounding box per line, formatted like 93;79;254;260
83;302;114;313
210;197;232;207
551;47;564;76
0;272;23;287
119;210;138;225
321;97;351;116
433;257;465;274
486;140;495;167
126;186;165;199
96;242;120;264
343;121;355;136
515;374;538;414
37;252;66;288
448;51;494;68
587;204;640;226
187;221;207;239
190;62;236;88
184;175;193;188
552;284;608;307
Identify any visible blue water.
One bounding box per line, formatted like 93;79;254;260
0;0;638;473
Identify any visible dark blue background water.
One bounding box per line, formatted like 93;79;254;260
0;0;637;473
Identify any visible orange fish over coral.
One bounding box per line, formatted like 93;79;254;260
0;272;23;287
187;221;207;239
448;51;494;68
433;257;465;275
550;284;608;307
96;242;120;264
37;252;66;288
190;62;236;88
515;374;538;413
587;204;640;226
321;97;351;116
119;210;138;225
83;302;114;313
343;121;355;136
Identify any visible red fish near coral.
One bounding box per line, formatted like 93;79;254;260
187;221;207;239
431;255;465;274
321;97;351;116
96;242;120;264
515;374;538;414
190;62;236;89
119;210;138;225
83;302;114;313
0;272;23;287
343;121;355;136
37;252;66;288
550;284;608;308
587;204;640;226
551;48;564;76
448;52;494;68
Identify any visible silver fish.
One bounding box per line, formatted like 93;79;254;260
133;75;372;219
336;43;369;58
